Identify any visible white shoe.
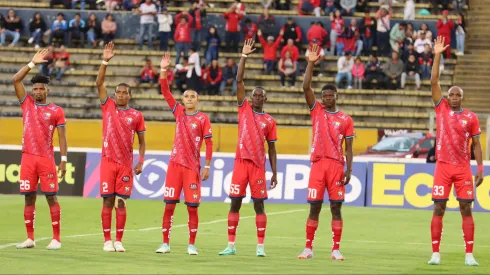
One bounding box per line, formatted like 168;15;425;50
16;238;36;249
188;244;198;255
103;240;115;252
28;37;34;44
465;253;479;266
34;44;40;49
114;241;126;252
156;243;171;253
428;252;440;265
46;239;61;250
331;250;345;260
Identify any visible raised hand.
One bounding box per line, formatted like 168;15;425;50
242;38;256;55
307;44;322;63
160;52;171;69
103;41;116;62
433;36;449;55
31;49;49;65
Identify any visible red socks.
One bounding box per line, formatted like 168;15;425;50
305;218;318;249
431;215;443;253
162;203;176;244
227;212;239;243
331;220;343;251
256;214;267;245
462;216;474;253
24;205;35;240
115;208;126;242
49;203;61;242
187;206;199;245
101;206;112;242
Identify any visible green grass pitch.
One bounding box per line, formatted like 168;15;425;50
0;194;489;274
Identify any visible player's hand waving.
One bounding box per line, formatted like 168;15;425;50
31;49;49;65
307;44;322;63
270;173;278;189
160;52;171;69
433;36;449;55
475;171;484;187
58;161;66;179
242;38;256;56
134;162;143;175
343;170;351;185
103;41;116;62
201;167;210;181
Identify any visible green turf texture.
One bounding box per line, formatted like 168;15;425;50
0;194;489;274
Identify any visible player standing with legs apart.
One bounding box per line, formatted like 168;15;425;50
156;52;213;255
298;44;354;260
218;38;278;257
427;36;482;266
13;50;67;250
96;42;147;252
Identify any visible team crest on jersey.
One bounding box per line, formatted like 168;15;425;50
126;117;133;124
334;121;341;128
193;193;198;200
467;190;473;196
460;119;467;126
44;112;52;119
49;183;55;190
191;123;198;129
261;122;266;129
190;183;198;190
122;176;130;182
337;191;343;197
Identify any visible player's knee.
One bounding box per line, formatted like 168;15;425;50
116;196;127;208
308;203;322;219
433;202;446;216
230;199;242;213
253;200;265;214
459;202;472;216
45;195;57;206
24;194;36;206
329;203;342;219
103;197;115;208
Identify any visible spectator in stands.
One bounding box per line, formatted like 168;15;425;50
401;53;421;90
105;0;119;11
50;0;69;9
205;26;221;65
174;57;189;93
336;52;354;89
365;53;384;89
323;0;336;15
72;0;85;10
205;60;222;95
86;13;101;48
157;7;172;51
356;0;368;13
403;0;415;20
186;47;202;93
257;8;276;39
49;13;68;46
189;2;204;51
419;43;433;79
455;13;466;56
54;45;70;83
453;0;466;13
28;12;47;49
101;14;117;45
261;0;273;8
340;0;357;16
307;21;328;48
243;18;258;40
414;31;431;54
352;56;365;89
389;22;406;54
1;9;22;47
436;10;454;59
342;18;363;56
376;5;392;56
258;29;283;75
281;39;300;70
278;51;297;87
275;0;291;10
280;17;302;47
330;10;344;56
360;11;376;55
305;39;325;76
416;23;432;41
223;3;243;53
39;45;55;77
298;0;321;17
401;42;418;63
138;0;157;50
174;12;193;64
383;51;404;90
220;58;238;95
138;58;159;87
68;13;85;48
123;0;139;11
404;23;415;46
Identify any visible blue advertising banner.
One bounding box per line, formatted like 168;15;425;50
83;152;367;206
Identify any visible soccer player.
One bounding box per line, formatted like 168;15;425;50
297;44;354;260
13;50;67;250
218;38;278;257
427;36;483;266
155;52;213;255
96;42;146;252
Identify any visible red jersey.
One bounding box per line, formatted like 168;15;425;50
309;102;354;164
236;99;277;168
20;94;65;159
435;98;480;167
101;98;146;167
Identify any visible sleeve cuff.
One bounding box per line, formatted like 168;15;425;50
345;135;355;139
56;124;66;128
238;98;246;107
19;94;27;104
100;97;109;105
171;104;177;113
434;97;443;107
204;134;212;139
472;134;481;138
309;101;317;111
137;130;146;134
267;139;277;143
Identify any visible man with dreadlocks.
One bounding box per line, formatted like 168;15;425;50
218;38;278;257
13;49;67;250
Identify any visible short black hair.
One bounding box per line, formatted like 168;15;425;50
400;22;407;28
75;13;81;17
190;47;197;52
345;52;352;56
245;18;251;23
57;12;64;17
30;74;50;85
321;84;337;94
116;83;131;95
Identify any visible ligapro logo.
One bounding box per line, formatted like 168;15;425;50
133;158;168;198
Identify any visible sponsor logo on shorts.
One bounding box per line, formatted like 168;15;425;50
49;183;55;190
190;183;198;190
336;181;342;186
465;181;472;185
122;176;130;182
337;191;343;198
257;179;264;185
125;186;130;193
467;190;473;197
47;173;54;179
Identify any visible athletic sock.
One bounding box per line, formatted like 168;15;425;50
256;214;267;245
162;203;176;244
115;207;126;242
331;220;343;251
431;215;443;253
24;205;35;240
462;215;474;253
187;206;198;245
227;212;239;244
49;203;61;242
101;206;113;242
305;218;318;250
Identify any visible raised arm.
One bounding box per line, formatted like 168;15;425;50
237;38;256;104
96;42;116;103
159;52;177;111
431;36;448;105
12;49;49;101
303;44;322;109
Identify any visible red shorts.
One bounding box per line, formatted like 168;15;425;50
19;153;58;195
164;162;201;206
308;158;345;203
230;159;267;201
433;161;474;202
100;157;133;198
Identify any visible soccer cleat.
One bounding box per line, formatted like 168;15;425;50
46;239;61;250
218;244;236;256
156;243;171;254
331;250;345;261
188;245;198;255
427;252;441;265
298;248;314;259
103;240;115;252
256;244;266;257
16;238;36;249
465;253;479;266
114;241;125;252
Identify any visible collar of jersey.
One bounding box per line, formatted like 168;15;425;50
185;110;199;116
453;108;464;114
253;110;265;115
35;102;50;106
117;107;130;110
325;109;339;114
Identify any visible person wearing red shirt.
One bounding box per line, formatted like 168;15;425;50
138;59;158;85
280;39;300;75
223;3;244;53
436;10;454;59
243;18;258;40
174;12;193;64
342;18;363;56
307;21;327;47
53;45;70;83
330;10;344;56
258;29;283;74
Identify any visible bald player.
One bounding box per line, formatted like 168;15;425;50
427;36;483;266
156;52;213;256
